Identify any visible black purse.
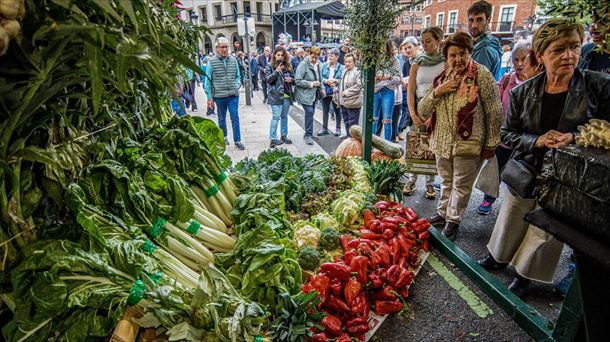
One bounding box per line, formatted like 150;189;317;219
501;158;538;199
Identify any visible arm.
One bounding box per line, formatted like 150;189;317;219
295;63;313;88
500;89;539;153
388;60;402;87
407;64;419;119
343;71;362;97
479;68;503;149
321;63;331;85
205;62;213;99
417;84;441;121
473;47;500;76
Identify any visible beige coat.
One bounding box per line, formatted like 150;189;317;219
335;67;363;109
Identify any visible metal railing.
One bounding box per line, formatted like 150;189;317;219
215;12;272;25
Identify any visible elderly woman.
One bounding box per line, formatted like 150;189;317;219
335;53;362;137
419;32;503;240
320;48;345;137
295;46;323;145
477;18;610;297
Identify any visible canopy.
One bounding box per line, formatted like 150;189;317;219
275;1;345;19
272;1;345;45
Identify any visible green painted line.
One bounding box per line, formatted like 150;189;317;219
426;253;494;319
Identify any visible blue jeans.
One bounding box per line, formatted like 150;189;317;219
398;90;411;131
215;95;241;142
270;98;290;140
372;87;395;141
302;103;316;137
172;98;186;117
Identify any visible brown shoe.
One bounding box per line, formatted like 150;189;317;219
428;214;446;227
442;222;459;241
402;182;415;196
425;184;436;199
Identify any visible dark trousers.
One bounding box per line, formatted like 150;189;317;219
341;106;360;136
185;79;197;110
391;104;401;141
483;145;514;203
322;96;341;131
251;73;259;90
302;102;316;137
398;90;411;131
261;77;268;100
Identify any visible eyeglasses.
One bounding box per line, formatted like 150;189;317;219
218;46;229;49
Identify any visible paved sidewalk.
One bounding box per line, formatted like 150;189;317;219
185;85;327;163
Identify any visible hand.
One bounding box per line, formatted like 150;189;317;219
197;82;201;87
383;75;392;81
321;89;327;97
375;75;382;82
207;99;214;110
534;130;563;148
411;114;424;127
481;148;496;160
284;76;292;83
434;79;460;97
275;64;284;73
312;81;321;88
402;82;409;91
547;132;575;149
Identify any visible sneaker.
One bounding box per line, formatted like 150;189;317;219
224;137;230;146
235;142;245;150
402;182;415;196
425;184;436;199
477;200;493;215
441;222;459;241
334;129;341;137
281;136;293;144
318;129;330;136
305;136;314;145
193;108;198;112
270;139;284;148
553;263;575;298
428;214;446;227
433;181;441;191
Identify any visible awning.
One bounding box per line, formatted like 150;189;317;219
275;1;345;19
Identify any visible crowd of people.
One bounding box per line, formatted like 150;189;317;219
173;1;610;298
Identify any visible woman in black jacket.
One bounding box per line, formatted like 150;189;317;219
478;18;610;297
265;46;295;148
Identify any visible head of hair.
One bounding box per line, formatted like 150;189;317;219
344;52;357;64
526;49;540;69
329;48;341;57
442;32;474;58
401;36;419;49
215;37;229;47
385;39;396;57
511;39;531;58
271;45;291;70
296;47;304;53
310;45;321;56
532;18;584;54
422;26;444;41
468;1;492;20
502;45;510;52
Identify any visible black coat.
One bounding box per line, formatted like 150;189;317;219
258;54;271;79
502;68;610;171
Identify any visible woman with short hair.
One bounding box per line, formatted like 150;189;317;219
336;53;362;137
478;18;610;297
418;31;503;240
295;46;323;145
320;48;345;137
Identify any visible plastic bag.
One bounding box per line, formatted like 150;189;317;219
475;156;499;198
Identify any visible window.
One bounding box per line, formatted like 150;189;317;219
256;2;263;21
214;4;222;21
498;6;515;32
425;0;432;7
200;7;207;23
424;15;431;28
436;12;444;28
448;10;458;33
275;3;279;12
244;2;251;15
415;4;423;11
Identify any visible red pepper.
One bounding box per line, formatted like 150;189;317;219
396;234;410;256
381;222;398;231
382;216;407;225
363;209;375;228
357;242;376;258
360;229;383;240
330;278;343;297
301;282;314;294
375;244;391;267
394;268;414;288
346;317;368;328
320;263;352;281
344;249;357;265
417;230;430;251
336;333;351;342
406;207;418;221
344;278;361;306
374;201;391;212
351;292;367;314
397;256;407;269
312;332;328;342
346;324;370;335
374;267;387;282
349;238;373;249
350;256;369;284
398;287;410;299
368;219;384;233
340;234;353;252
353;334;366;341
321;314;342;336
374;300;404;315
376;285;398;300
408;253;421;268
385;265;400;286
388;238;400;264
382;229;395;241
326;294;352;314
310;274;330;304
413;218;430;233
367;273;383;289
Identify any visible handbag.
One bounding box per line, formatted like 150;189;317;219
501;158;537;198
452;139;482;158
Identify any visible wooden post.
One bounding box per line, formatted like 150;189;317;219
361;66;376;163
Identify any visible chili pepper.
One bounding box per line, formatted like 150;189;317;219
346;317;368;328
326;294;351;314
350;255;369;284
344;249;357;265
321;314;342;336
398;287;410;299
351;292;368;314
377;285;398;300
375;244;391;267
394;268;414;288
397;256;407;269
381;222;398;232
312;332;328;342
360;229;382;240
388;238;399;264
346;324;370;335
408;253;421;268
340;234;353;253
382;228;395;241
368;219;384;233
374;267;387;282
373;300;404;315
406;207;418;220
301;282;314;294
374;201;391;212
358;243;379;263
344;278;361;306
348;238;373;249
417;230;430;251
382;216;407;225
363;209;375;228
396;234;411;257
310;274;330;304
336;333;351;342
385;265;400;286
320;263;352;281
330;278;343;297
367;273;383;289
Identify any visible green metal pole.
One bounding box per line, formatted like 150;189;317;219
361;66;375;163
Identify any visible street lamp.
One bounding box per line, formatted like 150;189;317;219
190;10;200;59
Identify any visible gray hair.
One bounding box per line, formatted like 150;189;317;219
511;39;531;57
296;47;304;53
329;48;340;56
215;37;229;46
402;36;419;47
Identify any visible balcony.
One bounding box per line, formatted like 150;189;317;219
213;12;272;26
495;21;515;33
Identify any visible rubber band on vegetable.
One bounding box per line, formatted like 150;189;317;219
187;221;201;236
149;272;163;285
149;217;166;238
127;280;146;305
141;240;157;254
205;185;219;198
215;171;228;184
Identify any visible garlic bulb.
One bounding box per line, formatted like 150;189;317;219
0;0;20;20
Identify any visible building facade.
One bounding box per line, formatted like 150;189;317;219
183;0;282;54
421;0;537;39
392;1;425;41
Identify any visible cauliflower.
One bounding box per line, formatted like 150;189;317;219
293;220;321;248
331;190;366;227
312;212;340;230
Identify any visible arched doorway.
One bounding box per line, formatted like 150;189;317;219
204;35;213;55
256;32;266;51
231;33;243;53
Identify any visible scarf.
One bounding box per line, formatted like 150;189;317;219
411;52;444;67
428;59;479;139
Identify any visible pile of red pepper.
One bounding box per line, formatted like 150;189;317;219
302;201;431;341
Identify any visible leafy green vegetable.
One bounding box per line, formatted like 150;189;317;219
266;291;325;342
369;160;408;201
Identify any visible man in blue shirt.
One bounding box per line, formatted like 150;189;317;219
468;1;502;79
579;13;610;73
205;37;245;150
291;48;304;71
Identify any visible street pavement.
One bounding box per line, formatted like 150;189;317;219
187;86;570;341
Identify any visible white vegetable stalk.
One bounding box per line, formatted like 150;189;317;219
192;203;226;233
175;220;235;250
153;247;200;289
164;222;215;262
191;186;233;225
